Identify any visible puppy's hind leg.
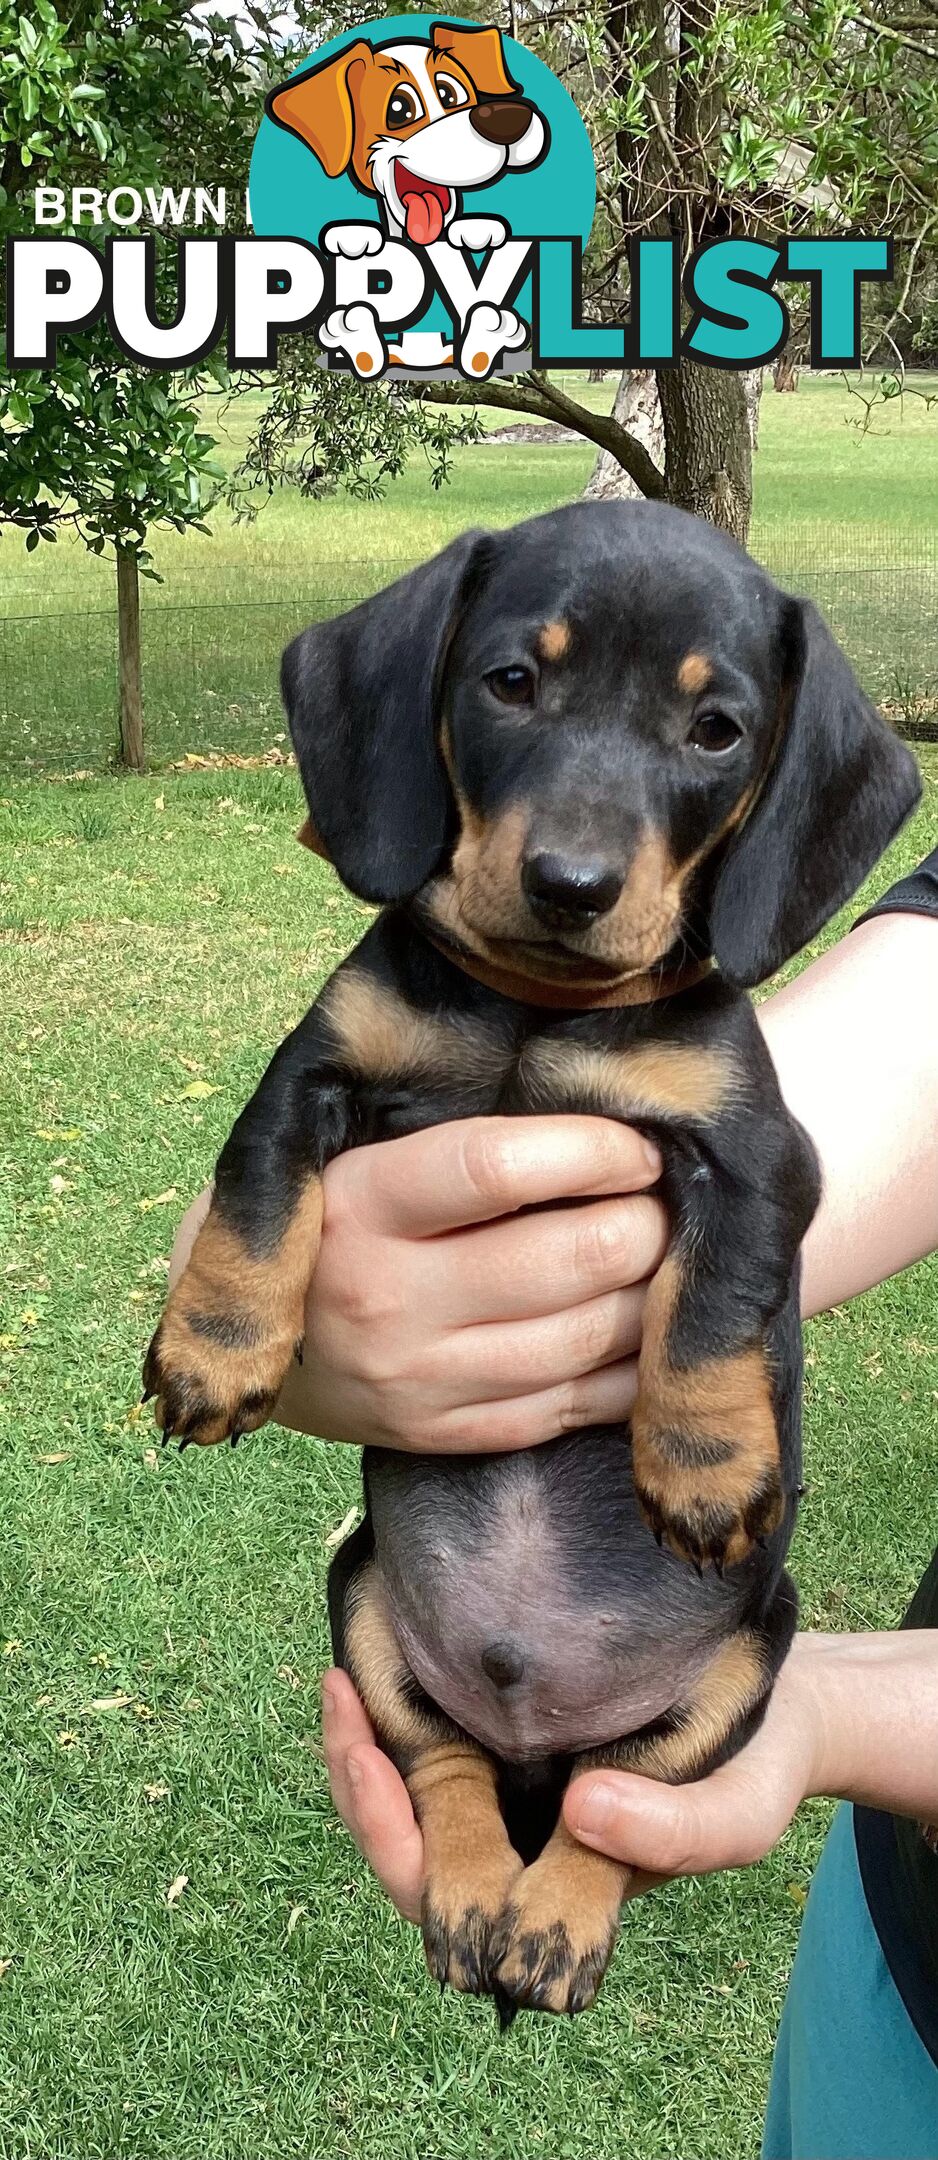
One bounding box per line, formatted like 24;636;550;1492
334;1553;523;2000
491;1624;776;2019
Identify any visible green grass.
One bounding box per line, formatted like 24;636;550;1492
1;372;937;774
1;752;936;2160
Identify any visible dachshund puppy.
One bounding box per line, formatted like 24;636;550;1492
144;503;919;2020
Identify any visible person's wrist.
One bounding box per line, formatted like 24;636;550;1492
773;1634;847;1802
789;1633;874;1804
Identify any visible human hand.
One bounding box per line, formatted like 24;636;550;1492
171;1116;666;1454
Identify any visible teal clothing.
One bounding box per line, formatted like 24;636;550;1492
763;1805;938;2160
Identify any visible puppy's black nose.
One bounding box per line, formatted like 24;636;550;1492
469;98;533;146
522;851;623;926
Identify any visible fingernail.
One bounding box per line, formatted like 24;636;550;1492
642;1140;662;1176
346;1755;363;1792
570;1780;615;1839
322;1678;337;1717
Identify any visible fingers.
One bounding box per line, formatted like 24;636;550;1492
322;1671;424;1922
441;1285;646;1402
422;1354;640;1452
337;1117;661;1239
426;1193;670;1327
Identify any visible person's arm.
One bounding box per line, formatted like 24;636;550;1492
764;909;938;1317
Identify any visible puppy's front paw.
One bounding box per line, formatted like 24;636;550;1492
142;1299;300;1447
632;1427;785;1572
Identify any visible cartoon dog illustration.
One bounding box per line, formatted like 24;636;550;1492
267;21;548;378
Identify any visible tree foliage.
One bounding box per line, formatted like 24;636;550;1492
0;0;262;566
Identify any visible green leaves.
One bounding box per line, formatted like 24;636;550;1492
0;0;270;561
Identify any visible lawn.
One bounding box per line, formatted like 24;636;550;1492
1;371;937;774
0;748;936;2160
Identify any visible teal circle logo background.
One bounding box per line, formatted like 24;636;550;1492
249;14;596;343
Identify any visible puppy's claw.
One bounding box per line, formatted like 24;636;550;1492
492;1984;518;2034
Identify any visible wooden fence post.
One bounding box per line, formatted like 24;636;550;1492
116;545;145;772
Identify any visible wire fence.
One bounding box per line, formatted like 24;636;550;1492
2;525;937;778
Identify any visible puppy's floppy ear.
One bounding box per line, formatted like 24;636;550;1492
266;41;372;178
710;597;920;989
281;532;488;905
431;21;520;98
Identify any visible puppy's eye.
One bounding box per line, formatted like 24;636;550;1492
687;712;742;755
386;87;423;129
486;666;536;707
435;73;469;111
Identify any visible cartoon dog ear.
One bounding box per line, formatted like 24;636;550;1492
281;532;489;904
710;598;921;989
266;41;372;178
430;20;520;98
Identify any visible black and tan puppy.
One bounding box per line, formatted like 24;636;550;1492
144;503;919;2020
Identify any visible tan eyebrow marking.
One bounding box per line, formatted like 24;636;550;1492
677;652;713;696
537;620;572;662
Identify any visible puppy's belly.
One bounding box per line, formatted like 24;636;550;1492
366;1430;747;1763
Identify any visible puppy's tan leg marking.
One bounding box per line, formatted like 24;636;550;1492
346;1567;522;1997
631;1255;784;1570
617;1630;767;1777
143;1176;323;1446
492;1634;767;2017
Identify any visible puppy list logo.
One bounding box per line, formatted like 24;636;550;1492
251;15;594;381
7;11;892;377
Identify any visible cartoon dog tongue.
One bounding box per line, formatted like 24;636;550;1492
399;180;446;246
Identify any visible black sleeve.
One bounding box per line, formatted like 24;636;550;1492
855;846;938;928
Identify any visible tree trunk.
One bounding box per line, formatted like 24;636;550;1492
773;352;799;392
583;370;664;500
743;368;764;451
656;365;753;542
116;545;145;773
584;363;758;527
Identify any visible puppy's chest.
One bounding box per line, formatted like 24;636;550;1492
325;969;733;1145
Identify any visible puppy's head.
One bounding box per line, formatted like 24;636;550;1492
267;26;545;234
281;503;920;994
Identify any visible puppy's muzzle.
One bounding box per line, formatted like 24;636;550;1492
469;98;534;147
521;851;623;930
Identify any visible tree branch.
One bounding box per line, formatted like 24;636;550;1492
417;374;666;498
